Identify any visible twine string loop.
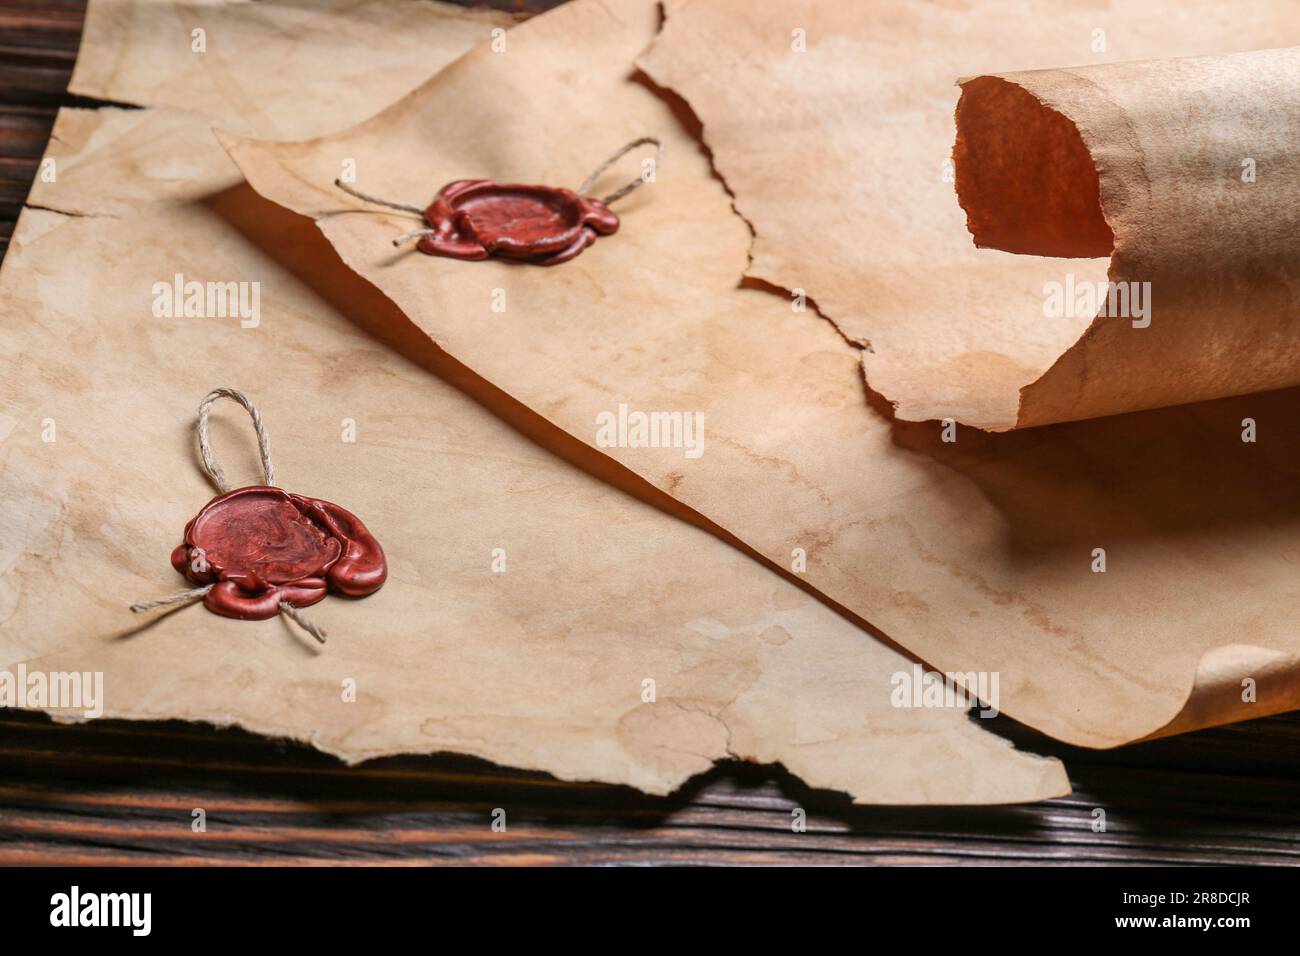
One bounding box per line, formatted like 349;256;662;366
198;387;275;493
579;136;665;205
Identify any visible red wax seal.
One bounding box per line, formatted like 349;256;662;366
169;486;387;621
418;179;619;265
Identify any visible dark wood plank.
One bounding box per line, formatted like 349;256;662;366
0;0;86;256
2;709;1299;865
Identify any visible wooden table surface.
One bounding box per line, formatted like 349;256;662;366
2;0;1298;866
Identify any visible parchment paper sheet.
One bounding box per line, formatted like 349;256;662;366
70;0;518;140
641;0;1300;432
228;0;1300;747
0;0;1068;804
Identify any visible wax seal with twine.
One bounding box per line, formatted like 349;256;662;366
130;388;387;643
334;137;664;266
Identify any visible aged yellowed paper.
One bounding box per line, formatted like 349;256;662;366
0;0;1066;804
229;0;1300;746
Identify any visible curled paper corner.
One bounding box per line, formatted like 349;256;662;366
955;47;1300;431
1142;643;1300;743
1010;643;1300;752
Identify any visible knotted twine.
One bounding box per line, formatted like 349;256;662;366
129;388;328;644
333;136;666;246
